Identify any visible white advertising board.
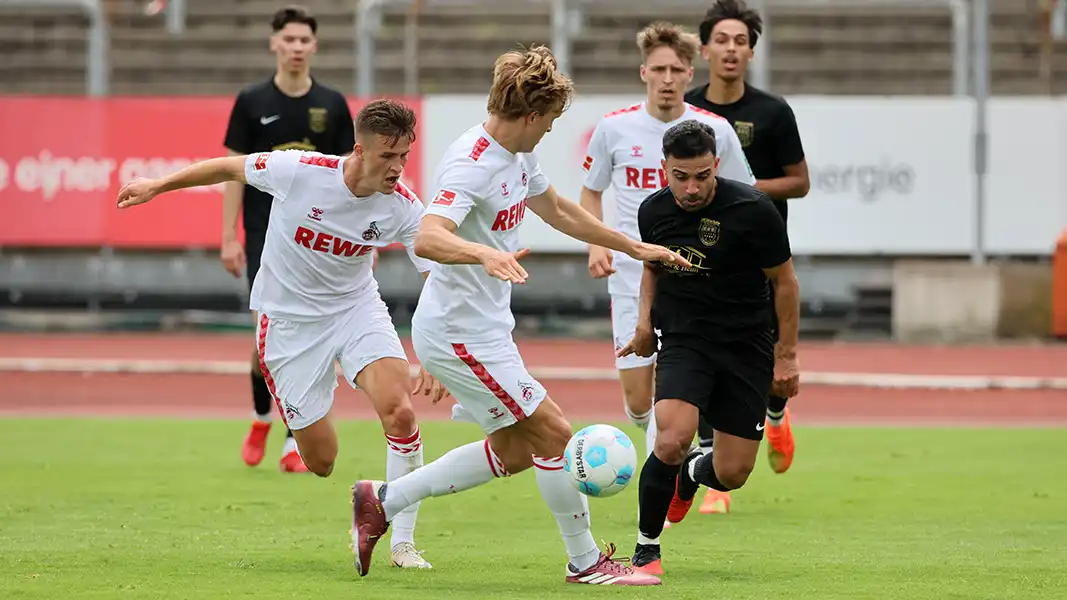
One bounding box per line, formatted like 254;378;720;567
422;95;1067;256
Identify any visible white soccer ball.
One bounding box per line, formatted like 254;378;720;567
563;424;638;498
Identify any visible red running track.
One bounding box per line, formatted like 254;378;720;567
1;333;1065;425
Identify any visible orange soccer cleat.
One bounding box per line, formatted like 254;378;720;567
241;421;271;467
766;407;796;474
279;448;310;473
699;488;732;514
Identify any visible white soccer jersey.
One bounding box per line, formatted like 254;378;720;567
582;102;755;296
411;124;549;343
244;150;433;321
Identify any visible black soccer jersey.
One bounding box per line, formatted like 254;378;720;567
223;78;355;236
638;178;791;340
683;84;804;222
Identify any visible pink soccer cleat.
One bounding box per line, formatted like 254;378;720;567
351;480;390;577
565;543;661;586
241;421;270;467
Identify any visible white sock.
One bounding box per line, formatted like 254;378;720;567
637;532;660;546
385;427;424;550
253;411;272;424
533;455;600;573
624;404;651;432
282;436;298;455
381;439;505;521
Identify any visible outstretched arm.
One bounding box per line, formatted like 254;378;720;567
414;214;529;284
117;155;248;208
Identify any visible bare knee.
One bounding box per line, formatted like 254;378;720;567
376;393;417;439
714;455;755;490
535;413;574;458
619;368;653;414
300;443;337;478
653;428;692;465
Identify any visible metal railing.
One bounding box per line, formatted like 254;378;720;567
355;0;973;97
0;0;109;96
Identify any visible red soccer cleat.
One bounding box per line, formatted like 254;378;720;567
241;421;270;467
351;480;390;577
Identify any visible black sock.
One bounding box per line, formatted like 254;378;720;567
251;371;273;417
691;452;731;492
767;394;788;416
697;414;715;449
637;453;680;540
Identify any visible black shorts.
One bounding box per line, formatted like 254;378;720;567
245;229;266;293
655;331;774;441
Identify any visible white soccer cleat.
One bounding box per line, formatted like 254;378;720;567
391;542;433;569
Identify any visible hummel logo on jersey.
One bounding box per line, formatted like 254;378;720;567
361;221;381;241
260;115;281;125
433;190;456;206
500;182;510;197
631;145;643;157
294;226;375;257
307;207;324;222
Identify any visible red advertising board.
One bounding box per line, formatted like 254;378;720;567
0;96;424;249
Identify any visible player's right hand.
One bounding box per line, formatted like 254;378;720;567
116;177;160;208
220;239;246;279
772;345;800;398
616;325;657;358
481;248;530;284
413;365;452;404
587;245;615;279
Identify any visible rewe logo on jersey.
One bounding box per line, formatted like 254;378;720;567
491;198;528;232
625;167;667;190
294;226;375;257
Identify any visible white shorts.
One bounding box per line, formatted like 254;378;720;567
256;298;407;430
411;326;547;435
611;295;656;370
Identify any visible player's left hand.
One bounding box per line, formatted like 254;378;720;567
413;365;452;404
116;177;160;208
617;325;657;359
628;242;693;270
772;344;800;398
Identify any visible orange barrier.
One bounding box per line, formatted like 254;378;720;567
1054;228;1067;338
0;96;423;249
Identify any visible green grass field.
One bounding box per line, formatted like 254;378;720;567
3;419;1066;599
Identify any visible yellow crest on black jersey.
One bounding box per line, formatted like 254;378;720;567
733;121;754;148
699;218;720;247
308;107;328;133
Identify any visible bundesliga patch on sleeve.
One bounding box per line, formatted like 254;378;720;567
253;153;269;171
582;155;593;171
433;190;456;206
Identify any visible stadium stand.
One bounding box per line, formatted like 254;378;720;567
1;0;1065;96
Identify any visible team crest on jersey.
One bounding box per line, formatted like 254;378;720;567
308;107;328;133
733;121;754;148
361;221;381;241
521;170;528;187
699;218;721;247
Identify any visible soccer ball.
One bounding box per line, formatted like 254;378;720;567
563;424;638;498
